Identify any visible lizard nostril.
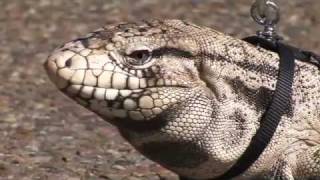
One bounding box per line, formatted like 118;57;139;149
65;59;72;67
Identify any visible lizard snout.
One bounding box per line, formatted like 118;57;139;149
44;39;119;91
44;49;75;89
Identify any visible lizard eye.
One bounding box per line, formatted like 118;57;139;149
127;50;152;66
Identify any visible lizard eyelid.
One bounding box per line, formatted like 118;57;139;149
127;50;152;66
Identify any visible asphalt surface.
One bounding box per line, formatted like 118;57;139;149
0;0;319;180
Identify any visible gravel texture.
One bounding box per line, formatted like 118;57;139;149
0;0;319;180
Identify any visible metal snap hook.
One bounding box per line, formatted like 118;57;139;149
251;0;280;26
250;0;281;42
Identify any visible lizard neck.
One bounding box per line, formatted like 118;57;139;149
197;31;281;109
196;32;282;173
198;31;280;92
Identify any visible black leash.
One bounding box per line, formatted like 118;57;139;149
212;36;320;180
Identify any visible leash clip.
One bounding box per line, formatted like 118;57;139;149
251;0;282;43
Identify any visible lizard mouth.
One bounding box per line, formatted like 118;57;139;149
45;51;188;121
61;85;184;121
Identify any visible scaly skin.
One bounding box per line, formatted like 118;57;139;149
45;20;320;179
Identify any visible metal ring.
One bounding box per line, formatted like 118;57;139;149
256;0;268;16
251;1;280;26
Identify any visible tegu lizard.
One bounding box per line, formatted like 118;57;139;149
44;20;320;180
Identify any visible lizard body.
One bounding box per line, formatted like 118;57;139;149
45;20;320;179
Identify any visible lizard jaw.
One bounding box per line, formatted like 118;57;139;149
44;45;187;122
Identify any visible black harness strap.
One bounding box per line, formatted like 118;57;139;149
244;36;320;68
211;36;320;180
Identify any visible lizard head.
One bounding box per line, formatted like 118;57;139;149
45;19;285;178
45;20;209;128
